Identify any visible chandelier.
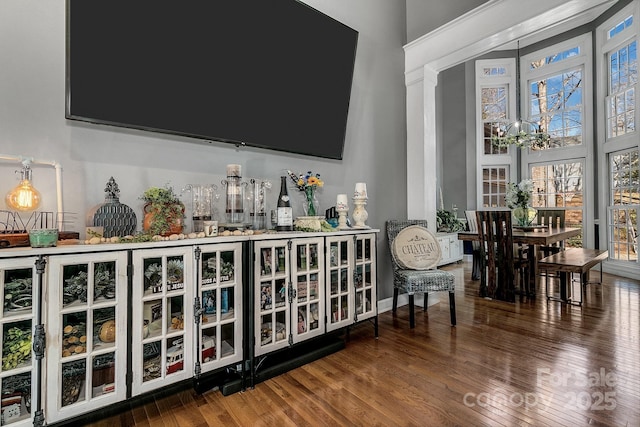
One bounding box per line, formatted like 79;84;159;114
492;119;550;149
492;41;551;150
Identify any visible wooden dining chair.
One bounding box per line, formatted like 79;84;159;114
476;210;529;301
465;210;481;280
536;209;566;256
535;209;567;287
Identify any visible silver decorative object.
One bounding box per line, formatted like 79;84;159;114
92;177;137;237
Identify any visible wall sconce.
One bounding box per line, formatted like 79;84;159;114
5;159;41;211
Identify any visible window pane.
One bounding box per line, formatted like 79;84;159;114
531;161;584;246
530;69;583;151
608;149;639;262
481;166;508;207
481;86;509;155
606;40;637;140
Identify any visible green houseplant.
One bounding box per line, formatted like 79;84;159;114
140;185;185;236
436;209;465;233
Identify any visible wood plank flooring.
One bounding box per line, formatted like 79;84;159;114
84;261;639;427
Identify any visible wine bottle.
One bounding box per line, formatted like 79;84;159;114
276;176;293;231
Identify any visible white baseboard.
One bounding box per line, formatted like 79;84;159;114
377;292;441;313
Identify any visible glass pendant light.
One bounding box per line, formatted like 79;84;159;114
5;161;41;211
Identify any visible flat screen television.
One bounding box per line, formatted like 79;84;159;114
66;1;358;160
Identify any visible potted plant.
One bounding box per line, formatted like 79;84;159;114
140;185;185;236
436;209;465;233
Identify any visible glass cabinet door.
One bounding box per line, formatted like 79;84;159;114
254;240;289;357
0;257;38;427
291;238;324;341
325;236;353;332
196;243;242;374
354;234;377;322
45;252;128;423
131;247;193;396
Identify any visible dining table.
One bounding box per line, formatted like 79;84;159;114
458;226;582;297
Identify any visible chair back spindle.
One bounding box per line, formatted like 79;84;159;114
476;210;516;302
536;209;565;229
536;209;566;256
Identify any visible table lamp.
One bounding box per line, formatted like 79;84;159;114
5;159;41;211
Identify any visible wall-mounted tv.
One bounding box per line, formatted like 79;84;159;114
66;1;358;160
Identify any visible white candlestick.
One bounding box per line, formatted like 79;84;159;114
439;187;444;210
336;194;350;229
352;197;369;228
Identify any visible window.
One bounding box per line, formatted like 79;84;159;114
482;66;507;76
606;40;637;138
481;166;508;207
529;46;580;69
531;161;584;247
608;15;634;39
521;35;592;247
481;87;508;155
475;59;517;207
608;149;639;262
597;2;638;274
527;46;585;151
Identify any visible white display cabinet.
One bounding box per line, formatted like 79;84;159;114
44;252;128;424
325;233;377;331
0;257;39;427
194;243;243;375
353;234;377;323
253;239;290;357
325;236;353;332
290;237;324;342
131;247;194;396
253;236;326;357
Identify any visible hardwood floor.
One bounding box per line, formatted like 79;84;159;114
85;261;639;427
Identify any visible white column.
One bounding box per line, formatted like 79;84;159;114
406;65;438;232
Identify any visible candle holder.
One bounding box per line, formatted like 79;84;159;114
336;194;349;229
182;183;216;233
352;197;369;228
221;164;248;225
249;178;271;230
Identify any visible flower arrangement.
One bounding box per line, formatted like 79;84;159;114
287;170;324;216
140;184;185;236
505;179;533;209
287;170;324;191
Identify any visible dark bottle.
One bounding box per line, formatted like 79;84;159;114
276;176;293;231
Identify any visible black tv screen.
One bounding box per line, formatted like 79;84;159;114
66;1;358;160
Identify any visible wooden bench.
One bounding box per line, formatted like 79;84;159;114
538;248;608;305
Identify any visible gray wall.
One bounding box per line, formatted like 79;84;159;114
406;0;488;43
0;0;407;300
438;64;468;214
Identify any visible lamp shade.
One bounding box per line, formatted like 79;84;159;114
336;194;348;210
354;182;367;199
